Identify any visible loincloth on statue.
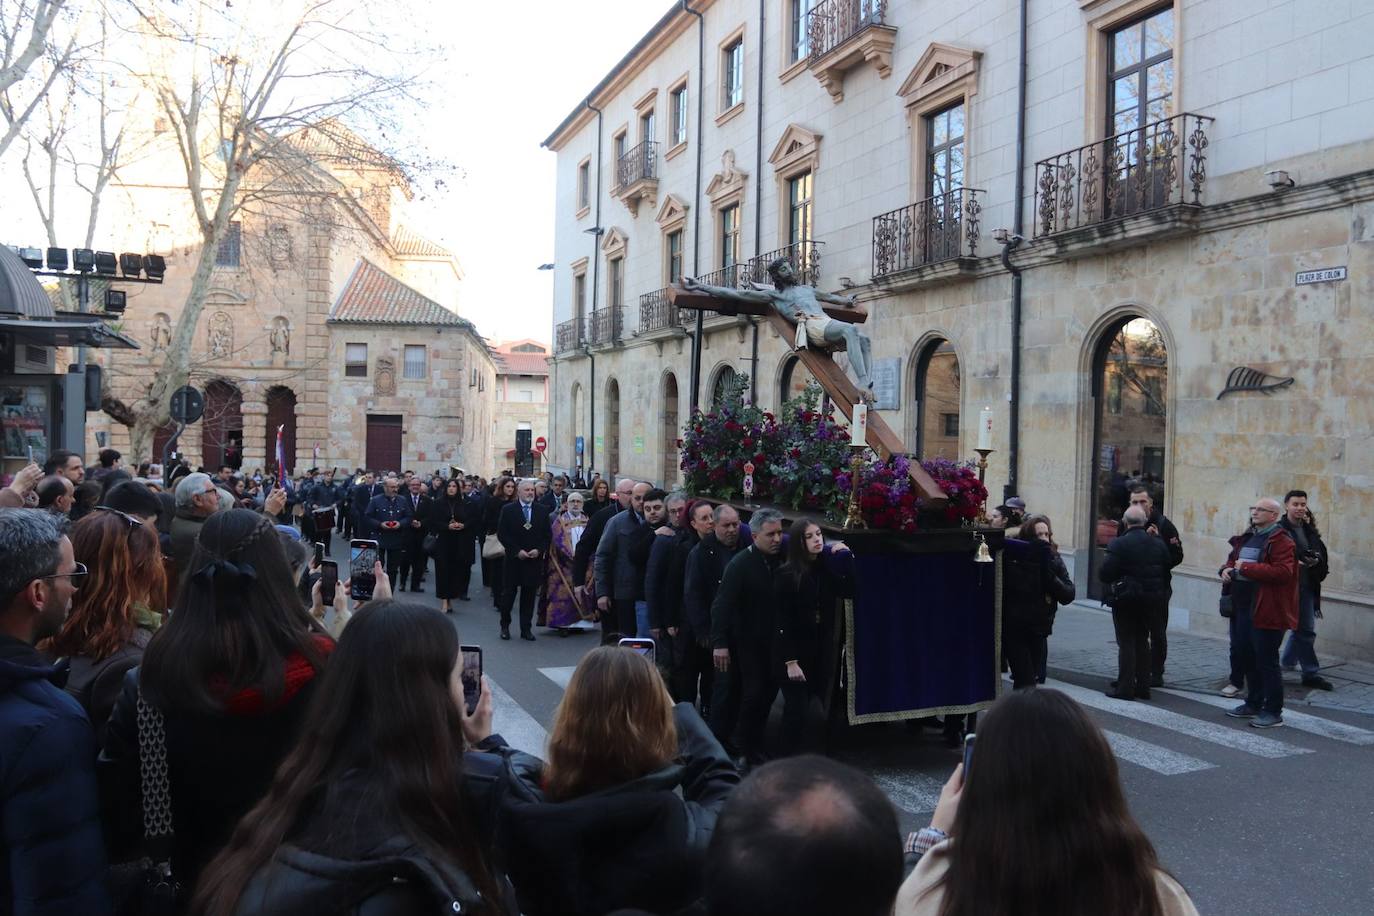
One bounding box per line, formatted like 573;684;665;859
793;315;838;350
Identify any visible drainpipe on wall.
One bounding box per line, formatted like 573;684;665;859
684;0;706;414
748;0;766;404
1005;0;1029;502
586;99;604;474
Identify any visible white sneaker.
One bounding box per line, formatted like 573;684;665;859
1220;683;1241;698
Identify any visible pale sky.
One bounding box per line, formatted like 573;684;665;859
412;1;668;345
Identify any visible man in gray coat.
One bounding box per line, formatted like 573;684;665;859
594;480;649;641
170;472;221;580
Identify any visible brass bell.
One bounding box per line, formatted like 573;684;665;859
974;533;993;563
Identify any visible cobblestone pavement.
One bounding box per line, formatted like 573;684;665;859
1049;603;1374;717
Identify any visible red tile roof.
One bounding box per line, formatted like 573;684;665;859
329;259;471;327
495;351;551;376
391;225;453;258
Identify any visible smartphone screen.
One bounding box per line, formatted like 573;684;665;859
314;542;326;567
618;637;656;665
460;645;483;716
319;559;338;606
962;733;976;774
349;539;378;601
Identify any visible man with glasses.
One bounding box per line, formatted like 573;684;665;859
0;508;109;914
1222;498;1299;729
171;472;222;580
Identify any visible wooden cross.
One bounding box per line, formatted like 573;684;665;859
667;284;945;503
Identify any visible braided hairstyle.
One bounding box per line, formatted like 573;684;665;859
141;508;330;713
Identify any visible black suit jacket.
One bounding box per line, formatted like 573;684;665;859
497;500;552;559
405;493;433;535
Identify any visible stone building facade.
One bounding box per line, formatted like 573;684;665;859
85;119;496;475
490;339;551;476
543;0;1374;660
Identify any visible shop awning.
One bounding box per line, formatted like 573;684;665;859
0;244;55;318
0;318;140;349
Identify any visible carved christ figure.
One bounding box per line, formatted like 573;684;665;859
681;257;876;396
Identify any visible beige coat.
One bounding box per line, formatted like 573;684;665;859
895;840;1199;916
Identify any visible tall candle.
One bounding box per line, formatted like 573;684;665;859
977;407;994;450
851;402;868;447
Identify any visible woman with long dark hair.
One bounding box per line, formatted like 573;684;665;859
100;508;335;892
585;478;612;516
773;518;853;755
192;602;512;915
1023;513;1075;684
39;507;167;743
481;476;516;602
896;688;1197;916
498;646;738;916
432;478;479;612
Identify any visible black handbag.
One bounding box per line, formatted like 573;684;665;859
1219;593;1234;618
113;691;181;916
422;532;440;556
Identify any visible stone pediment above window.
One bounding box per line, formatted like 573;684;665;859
805;0;897;103
600;227;629;258
655;194;691;232
898;43;982;109
769;124;822;175
706;149;748;207
204;287;249;307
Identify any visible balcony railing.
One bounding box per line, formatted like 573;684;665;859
872;188;984;279
616;141;659;190
1033;112;1213;238
555;317;584;354
588;306;622;346
743;240;823;289
639;287;694;333
695;262;751;290
806;0;887;61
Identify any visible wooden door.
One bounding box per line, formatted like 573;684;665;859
366;414;403;473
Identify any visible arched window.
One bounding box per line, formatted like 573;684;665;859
913;339;961;459
710;366;740;409
605;378;621;478
1088;315;1168;599
662;373;680;486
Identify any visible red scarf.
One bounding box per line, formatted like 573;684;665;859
214;634;334;715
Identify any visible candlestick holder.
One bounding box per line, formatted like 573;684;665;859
843;445;867;531
974;447;994;526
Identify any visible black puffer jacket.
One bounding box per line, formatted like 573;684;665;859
497;704;738;916
683;531;752;647
1100;526;1174;606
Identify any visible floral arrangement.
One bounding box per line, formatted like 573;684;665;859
836;454;988;532
768;382;852;511
679;374;781;500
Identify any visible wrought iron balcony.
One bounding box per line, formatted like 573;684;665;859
588;306;622;346
804;0;894;101
872;188;984;279
614;141;659;216
695;262;751;290
743;240;823;289
555;317;584;354
1034;112;1213;238
639;287;693;334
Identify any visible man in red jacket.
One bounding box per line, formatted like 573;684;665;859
1221;497;1299;728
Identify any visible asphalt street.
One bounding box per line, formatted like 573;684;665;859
398;558;1374;916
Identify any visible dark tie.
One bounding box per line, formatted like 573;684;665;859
523;503;531;525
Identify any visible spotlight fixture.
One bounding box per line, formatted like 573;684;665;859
143;254;166;281
119;253;143;278
72;248;95;272
17;247;44;268
94;251;118;276
46;247;68;271
104;289;127;314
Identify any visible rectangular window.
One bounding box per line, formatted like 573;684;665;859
788;171;813;245
216;221;242;267
640;108;655;144
614;131;627;164
403;345;426;380
720;204;740;269
613;131;628;187
1107;7;1174;137
724;40;744;108
670;85;688;146
516;389;534;403
941;413;960;437
791;0;814;62
926;103;966;200
667;230;684;283
609;257;624;310
345;343;368;377
573;273;587;324
577;161;590;210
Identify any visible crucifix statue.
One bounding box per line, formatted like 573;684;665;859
668;258;946;502
680;257;876;398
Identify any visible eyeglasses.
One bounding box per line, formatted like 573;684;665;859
95;505;145;527
34;561;88;584
1249;506;1279;514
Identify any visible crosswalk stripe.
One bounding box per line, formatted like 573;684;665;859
1101;729;1216;775
1048;680;1313;760
1157;689;1374;746
539;665;577;691
488;676;548;757
869;770;945;815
